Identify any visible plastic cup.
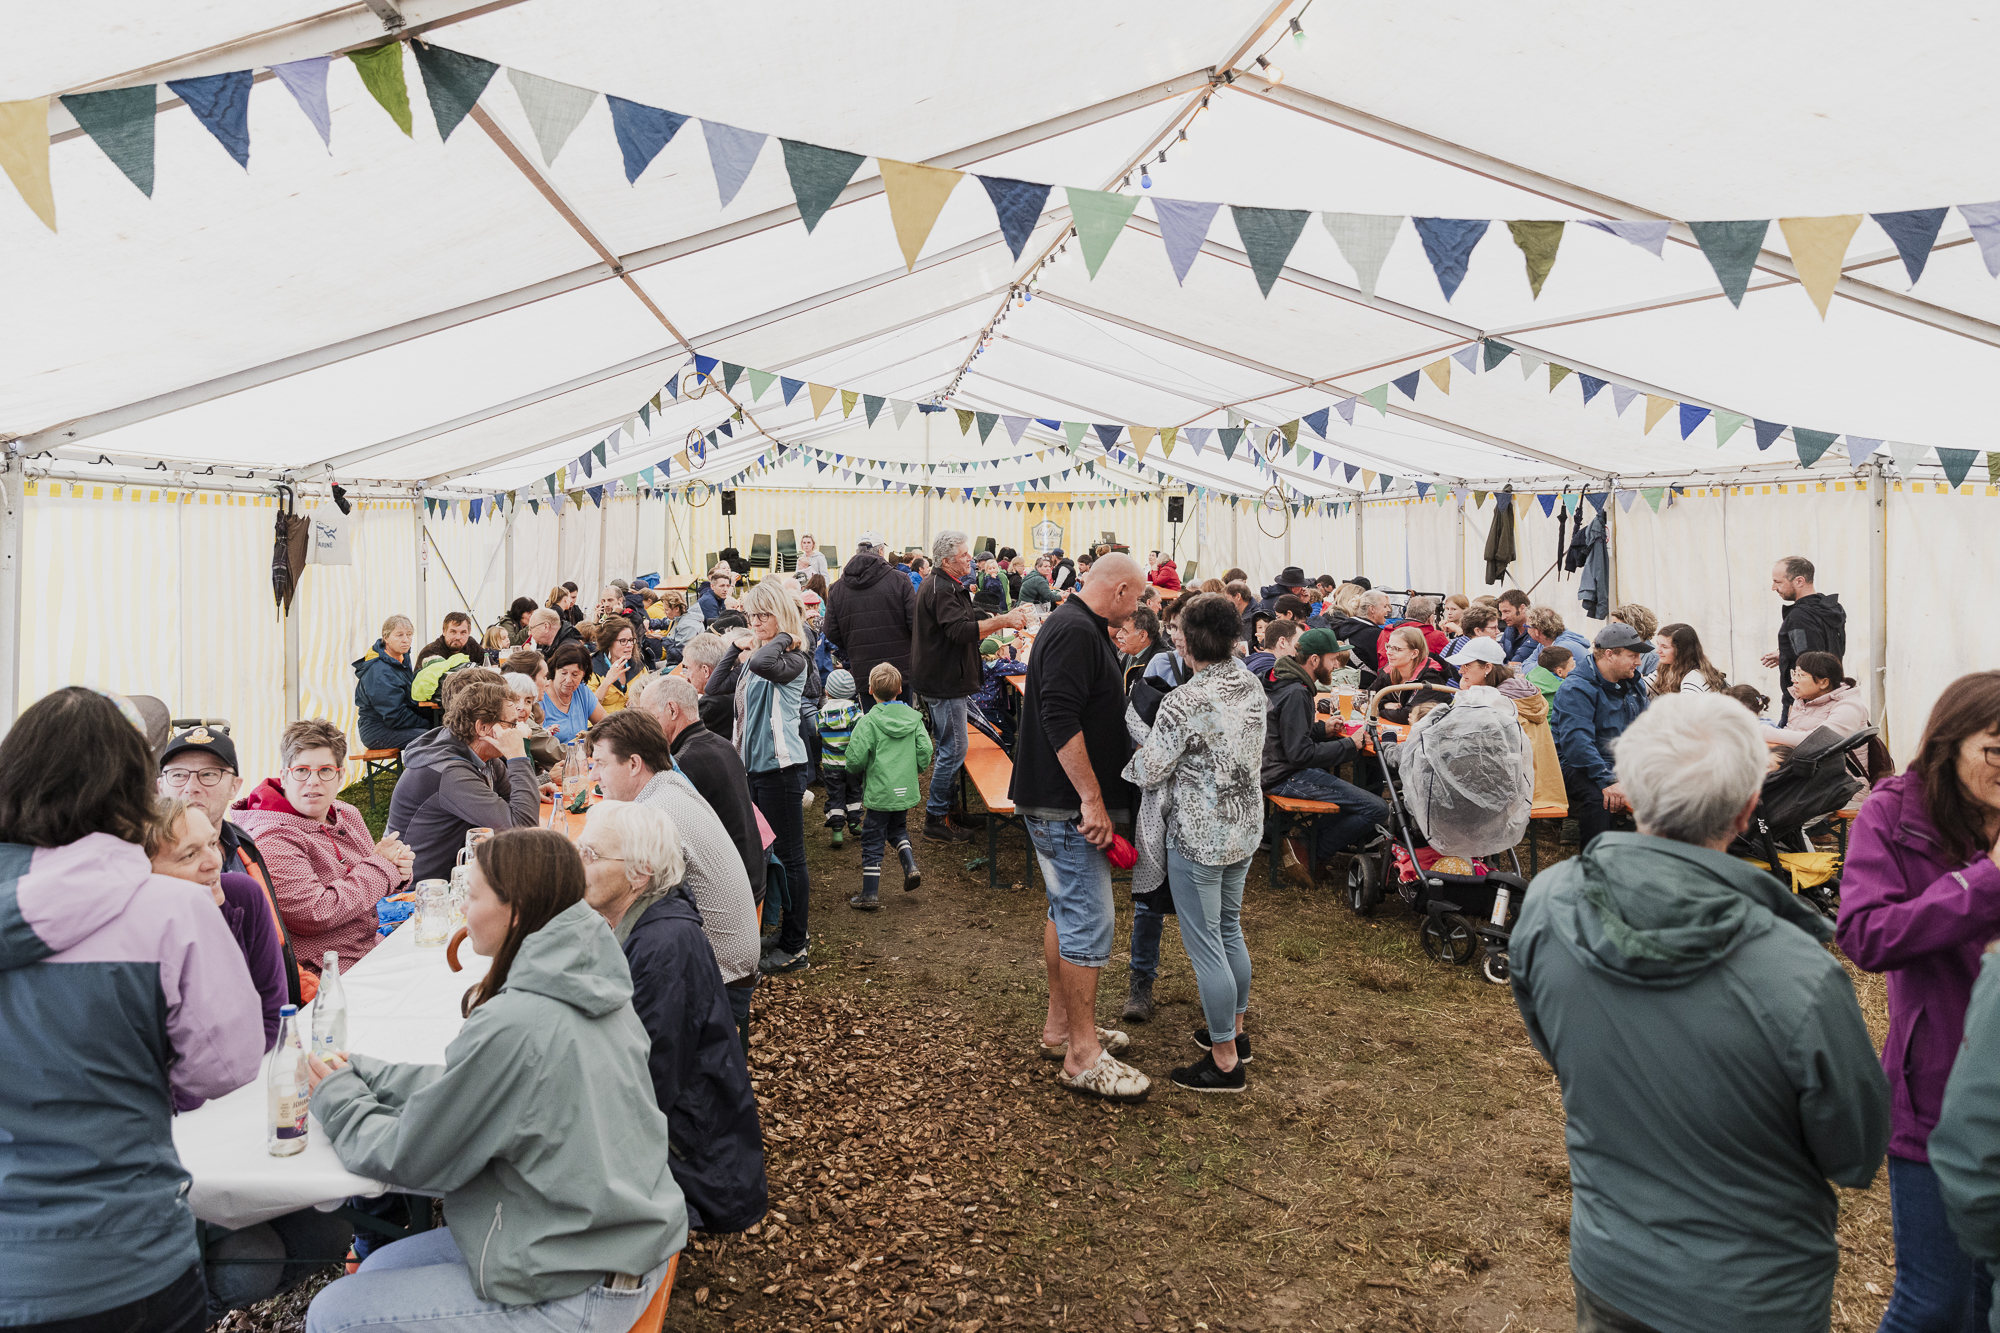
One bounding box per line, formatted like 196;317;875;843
1337;688;1356;720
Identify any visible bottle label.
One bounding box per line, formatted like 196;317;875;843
272;1092;307;1139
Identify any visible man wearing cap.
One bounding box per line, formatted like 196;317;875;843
1262;627;1390;883
824;532;919;715
1248;565;1309;647
158;726;302;1005
1552;622;1652;851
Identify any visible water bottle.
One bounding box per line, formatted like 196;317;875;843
1490;885;1513;927
311;952;347;1057
268;1005;308;1157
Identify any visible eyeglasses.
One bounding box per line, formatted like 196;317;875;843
576;845;625;865
749;611;777;623
285;765;342;784
162;767;231;788
1982;746;2000;769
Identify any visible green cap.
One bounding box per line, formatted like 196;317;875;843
1295;628;1342;657
980;637;1002;655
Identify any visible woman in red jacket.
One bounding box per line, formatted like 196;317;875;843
1148;558;1182;591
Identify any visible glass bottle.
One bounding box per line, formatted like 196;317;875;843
310;952;347;1057
268;1005;308;1157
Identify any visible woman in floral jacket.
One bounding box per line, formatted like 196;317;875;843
1121;592;1266;1094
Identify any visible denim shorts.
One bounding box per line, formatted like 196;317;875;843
1025;815;1115;968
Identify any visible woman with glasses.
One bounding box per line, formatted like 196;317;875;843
233;719;414;975
589;620;641;711
1838;671;2000;1328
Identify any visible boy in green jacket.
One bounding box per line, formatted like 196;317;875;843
843;664;934;911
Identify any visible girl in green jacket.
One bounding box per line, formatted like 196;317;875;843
304;829;685;1333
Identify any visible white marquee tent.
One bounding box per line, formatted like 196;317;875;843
3;0;1996;775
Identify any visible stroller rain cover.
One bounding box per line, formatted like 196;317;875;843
1399;686;1533;858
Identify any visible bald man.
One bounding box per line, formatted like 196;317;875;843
1009;550;1150;1102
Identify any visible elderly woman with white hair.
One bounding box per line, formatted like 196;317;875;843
577;799;768;1235
352;614;432;749
1508;693;1888;1333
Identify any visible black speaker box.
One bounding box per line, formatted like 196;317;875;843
1167;496;1185;523
720;490;738;515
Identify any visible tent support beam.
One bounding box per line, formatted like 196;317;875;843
15;77;1198;453
1233;74;2000;347
0;453;22;733
1868;460;1889;730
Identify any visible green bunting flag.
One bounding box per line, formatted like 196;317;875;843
1361;385;1389;416
348;43;413;137
780;139;865;232
1506;220;1564;298
59;86;156;196
410;44;498;142
1793;428;1838;468
746;368;775;400
956;409;975;435
1066;187;1140;278
1688;220;1771;308
1713;410;1748;447
1063;421;1088;450
976;412;998;442
1231;207;1311;297
721;362;744;392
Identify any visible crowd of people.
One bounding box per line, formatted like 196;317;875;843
13;520;2000;1333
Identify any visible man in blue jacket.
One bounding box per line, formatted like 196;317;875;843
1552;622;1649;851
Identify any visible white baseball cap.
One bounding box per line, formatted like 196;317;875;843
1444;637;1506;667
857;530;887;550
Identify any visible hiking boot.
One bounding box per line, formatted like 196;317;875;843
1120;975;1155;1024
951;811;987;830
847;892;880;912
1170;1052;1246;1094
1192;1027;1253;1063
924;814;973;843
760;945;810;974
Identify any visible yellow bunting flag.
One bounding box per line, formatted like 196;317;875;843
840;389;859;418
1361;469;1377;490
0;98;56;231
1160;427;1177;457
878;159;964;271
1643;395;1675;434
1130;426;1155;463
1549;364;1572;392
1778;215;1864;319
1422;358;1451;394
807;383;836;419
1515;491;1532;521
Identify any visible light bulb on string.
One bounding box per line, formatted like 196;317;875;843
1140;169;1152;189
1289;16;1306;48
1255;53;1285;84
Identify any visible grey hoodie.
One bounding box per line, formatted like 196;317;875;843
313;898;686;1305
384;727;541;882
1510;833;1888;1333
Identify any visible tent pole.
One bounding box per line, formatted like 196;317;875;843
0;454;22;734
1869;461;1889;735
597;499;608;592
1353;497;1365;580
283;603;301;725
413;496;428;636
503;501;516;609
1604;477;1620;614
1455;496;1467;591
923;414;933;541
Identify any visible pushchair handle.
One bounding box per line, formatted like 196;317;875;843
1364;681;1461;723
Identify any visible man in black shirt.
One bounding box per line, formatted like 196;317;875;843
638;672;767;909
1010;552;1150;1103
1760;556;1847;726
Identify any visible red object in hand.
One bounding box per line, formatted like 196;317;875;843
1106;834;1138;871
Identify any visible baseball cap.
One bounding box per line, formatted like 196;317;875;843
161;724;239;773
1444;637;1506;667
801;590;822;607
1593;622;1648;651
1295;628;1342;657
610;578;630;594
856;530;886;551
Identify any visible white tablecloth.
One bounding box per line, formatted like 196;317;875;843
172;922;490;1230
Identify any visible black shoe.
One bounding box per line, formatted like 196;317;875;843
1120;976;1155;1024
848;893;880;912
760;945;810;974
951;811;987;830
924;815;973;843
902;866;922;892
1171;1052;1246;1094
1192;1027;1252;1063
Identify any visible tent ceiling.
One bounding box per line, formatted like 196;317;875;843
7;0;1998;496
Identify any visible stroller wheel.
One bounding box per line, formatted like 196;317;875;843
1345;856;1380;917
1419;912;1479;967
1481;948;1511;986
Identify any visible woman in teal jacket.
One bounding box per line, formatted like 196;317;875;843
304;829;685;1333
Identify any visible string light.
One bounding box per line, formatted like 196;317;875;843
1140;169;1152;189
1289;16;1306;47
1255;53;1285;84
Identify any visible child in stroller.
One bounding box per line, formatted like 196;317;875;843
1346;683;1536;983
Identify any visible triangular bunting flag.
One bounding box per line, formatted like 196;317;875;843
781;140;863;231
1131;426;1155;462
1303;407;1330;439
1160;427;1177;456
1959;202;2000;276
1231;206;1311;297
1002;415;1030;445
1063;421;1088;450
1688;220;1771;307
1154;198;1221;284
1187;428;1211;455
510;68;598;165
1343;463;1359;482
1843;435;1884;465
1423;359;1451;394
1793;429;1838;468
1872;207;1949;286
1713;411;1748;446
863;395;885;426
780;377;804;405
1483;339;1513;372
604;95;687;182
1643;396;1675;434
1219;428;1242;461
1451;345;1480;374
955;409;975;435
1579;219;1671;256
60;86;157;195
976;176;1052;261
348;44;412;137
1617;489;1639;513
1937;448;1979;488
410;44;497;143
1585;491;1609;514
1322;212;1401;300
1518;353;1544;380
841;390;860;417
1411;218;1490;300
1335;398;1357;425
808;383;835;418
1548;365;1572;392
700;120;766;208
1678;404;1711;439
1577;373;1607;405
270;58;332;149
1778;215;1864;318
1391;371;1422;401
1538;493;1557;516
1361;385;1389;416
975;411;998;443
1753;420;1788;452
1361;470;1377;490
1610;385;1639;416
880;160;963;270
891;399;915;428
1093;424;1124;450
1505;220;1564;297
1279;419;1299;448
1068;187;1142;278
746;368;775;401
166;71;252;167
721;363;744;391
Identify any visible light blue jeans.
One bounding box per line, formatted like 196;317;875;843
1166;846;1252;1043
925;696;969;817
305;1228;674;1333
1026;815;1115;968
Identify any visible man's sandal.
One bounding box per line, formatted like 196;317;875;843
1055;1049;1151;1102
1037;1027;1132;1060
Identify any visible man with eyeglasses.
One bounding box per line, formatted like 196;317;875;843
159;726;304;1005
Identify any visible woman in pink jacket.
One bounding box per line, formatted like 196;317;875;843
1836;671;2000;1327
1765;651;1872;750
233;719;413;975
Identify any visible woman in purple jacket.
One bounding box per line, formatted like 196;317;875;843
1838;671;2000;1330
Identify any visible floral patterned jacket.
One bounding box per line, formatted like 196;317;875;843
1121;657;1268;868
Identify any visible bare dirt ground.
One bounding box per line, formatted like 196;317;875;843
236;778;1896;1333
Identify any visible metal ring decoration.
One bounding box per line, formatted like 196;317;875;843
685;428;708;471
685;479;712;507
1256;484;1291;539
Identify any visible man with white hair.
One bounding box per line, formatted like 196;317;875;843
639;671;765;904
909;529;1028;843
526;605;582;655
679;631;736;738
578;799;767;1232
1509;693;1888;1333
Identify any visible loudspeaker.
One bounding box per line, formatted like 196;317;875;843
720;490;737;516
1167;496;1184;523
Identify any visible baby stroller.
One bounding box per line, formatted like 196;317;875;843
1730;723;1876;922
1345;684;1534;984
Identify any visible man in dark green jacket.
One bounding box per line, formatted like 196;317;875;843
1511;693;1887;1333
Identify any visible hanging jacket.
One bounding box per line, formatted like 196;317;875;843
352;640;429;748
1574;513;1610;619
233;779;402;973
1551;652;1647;791
619;888;767;1234
843;702;935;811
313;899;686;1305
1483;490;1516;584
0;835;263;1325
1510;833;1887;1333
1835;770;2000;1162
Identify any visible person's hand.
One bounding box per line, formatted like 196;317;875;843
491;722;529;761
732;630;757;651
1760;651;1780;668
1602;782;1630;813
1005;609;1029;630
1077;795;1114;849
306;1051;349;1093
374;830;407;862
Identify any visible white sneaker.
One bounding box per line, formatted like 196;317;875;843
800;789;816;809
